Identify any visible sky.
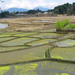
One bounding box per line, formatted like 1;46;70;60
0;0;75;10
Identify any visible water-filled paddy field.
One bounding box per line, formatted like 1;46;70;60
0;17;75;75
31;33;65;39
51;47;75;60
0;61;75;75
0;29;74;75
27;39;57;46
0;37;38;46
0;45;50;64
52;39;75;47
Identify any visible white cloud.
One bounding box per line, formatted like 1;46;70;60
4;0;33;9
48;1;59;9
0;0;74;10
61;0;73;4
33;0;47;8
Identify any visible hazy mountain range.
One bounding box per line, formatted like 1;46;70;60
33;7;49;11
3;8;28;12
3;7;49;12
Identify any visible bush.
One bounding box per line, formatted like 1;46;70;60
64;23;71;30
64;23;75;30
56;21;64;30
63;19;69;26
71;24;75;29
56;19;69;30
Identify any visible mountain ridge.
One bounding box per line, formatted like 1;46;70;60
3;7;49;12
3;8;28;12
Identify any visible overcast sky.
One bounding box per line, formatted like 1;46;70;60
0;0;75;10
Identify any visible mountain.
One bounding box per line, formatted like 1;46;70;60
33;7;49;11
3;8;28;12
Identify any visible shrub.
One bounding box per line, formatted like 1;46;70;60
64;23;71;30
64;23;75;30
63;19;69;26
56;21;64;30
71;24;75;29
56;19;69;30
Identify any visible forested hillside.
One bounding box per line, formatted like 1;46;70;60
54;3;75;15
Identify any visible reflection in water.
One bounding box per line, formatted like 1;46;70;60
0;23;8;29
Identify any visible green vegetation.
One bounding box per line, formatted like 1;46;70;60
0;2;75;18
32;33;64;38
0;19;75;75
64;23;75;30
0;66;10;75
27;39;57;46
0;37;16;42
52;39;75;47
0;45;50;64
51;47;75;60
56;19;69;30
0;37;38;46
13;32;38;37
54;2;75;15
56;19;75;30
0;46;27;52
0;61;75;75
45;49;50;58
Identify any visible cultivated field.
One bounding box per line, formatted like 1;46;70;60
0;16;75;75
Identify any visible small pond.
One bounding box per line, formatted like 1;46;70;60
0;23;8;29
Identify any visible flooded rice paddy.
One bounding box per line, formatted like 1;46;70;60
52;39;75;47
0;18;75;75
51;47;75;60
0;23;8;29
0;61;75;75
32;33;65;39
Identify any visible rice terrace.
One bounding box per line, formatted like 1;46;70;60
0;16;75;75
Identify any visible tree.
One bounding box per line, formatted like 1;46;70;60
54;3;75;15
0;11;9;18
0;0;4;12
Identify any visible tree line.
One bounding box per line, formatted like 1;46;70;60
0;9;44;18
54;2;75;15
